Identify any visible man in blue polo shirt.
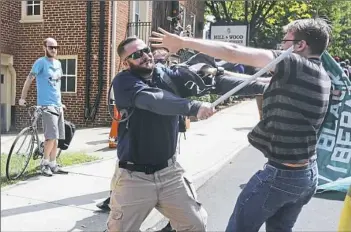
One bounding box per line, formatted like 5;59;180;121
106;37;215;231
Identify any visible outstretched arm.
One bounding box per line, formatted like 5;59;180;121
159;63;270;98
113;72;214;119
155;63;212;98
134;88;202;116
150;28;276;72
213;75;268;96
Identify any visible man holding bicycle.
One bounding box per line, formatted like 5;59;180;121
19;37;67;177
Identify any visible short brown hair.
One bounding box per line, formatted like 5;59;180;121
117;36;138;57
283;18;331;55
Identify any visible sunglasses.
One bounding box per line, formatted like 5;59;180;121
126;47;151;60
47;46;59;50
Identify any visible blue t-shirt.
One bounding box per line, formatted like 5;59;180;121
30;57;62;107
113;70;179;165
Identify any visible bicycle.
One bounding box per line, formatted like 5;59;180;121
5;106;62;181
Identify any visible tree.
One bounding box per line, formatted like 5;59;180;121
325;1;351;58
205;1;278;46
205;0;351;56
205;1;316;47
254;1;312;48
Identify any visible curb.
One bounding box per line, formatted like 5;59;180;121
141;142;250;231
1;153;115;191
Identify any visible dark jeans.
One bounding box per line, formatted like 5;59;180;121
225;161;318;232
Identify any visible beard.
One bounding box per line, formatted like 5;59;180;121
129;60;154;78
46;50;55;58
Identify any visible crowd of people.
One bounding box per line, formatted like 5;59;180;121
335;56;351;79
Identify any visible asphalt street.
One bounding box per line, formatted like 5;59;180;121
197;145;345;232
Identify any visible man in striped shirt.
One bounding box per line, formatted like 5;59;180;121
150;18;331;232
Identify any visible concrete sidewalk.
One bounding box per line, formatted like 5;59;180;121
1;100;260;232
1;126;115;157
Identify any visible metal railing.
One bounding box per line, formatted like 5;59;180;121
126;22;152;44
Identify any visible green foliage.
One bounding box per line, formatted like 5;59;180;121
189;94;219;103
325;1;351;58
1;152;100;188
205;0;351;57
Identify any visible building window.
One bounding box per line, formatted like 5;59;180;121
58;56;77;93
27;1;41;16
20;1;43;23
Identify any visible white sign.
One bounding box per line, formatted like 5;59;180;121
210;25;248;46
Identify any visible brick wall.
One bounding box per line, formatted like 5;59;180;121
0;1;17;55
115;1;130;73
2;1;203;131
12;1;113;130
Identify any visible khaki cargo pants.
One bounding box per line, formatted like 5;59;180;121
107;160;208;231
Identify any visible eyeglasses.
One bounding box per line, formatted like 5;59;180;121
47;46;59;50
126;47;151;60
281;39;309;46
281;39;301;43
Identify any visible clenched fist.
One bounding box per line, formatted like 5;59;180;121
197;102;216;120
19;98;26;106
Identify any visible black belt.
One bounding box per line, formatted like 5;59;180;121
119;157;175;174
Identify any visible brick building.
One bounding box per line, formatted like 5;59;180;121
0;1;205;133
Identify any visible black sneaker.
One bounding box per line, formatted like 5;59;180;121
96;197;111;211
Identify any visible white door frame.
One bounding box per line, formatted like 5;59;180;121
0;54;16;132
130;1;149;22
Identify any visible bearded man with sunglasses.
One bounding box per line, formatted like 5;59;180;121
19;37;67;177
106;37;215;231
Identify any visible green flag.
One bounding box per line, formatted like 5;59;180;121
317;51;351;193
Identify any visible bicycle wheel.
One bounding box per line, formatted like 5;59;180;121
6;127;35;180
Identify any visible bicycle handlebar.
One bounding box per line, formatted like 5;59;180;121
25;105;43;118
25;105;41;109
26;105;60;118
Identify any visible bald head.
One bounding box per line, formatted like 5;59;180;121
43;37;58;47
43;37;58;58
